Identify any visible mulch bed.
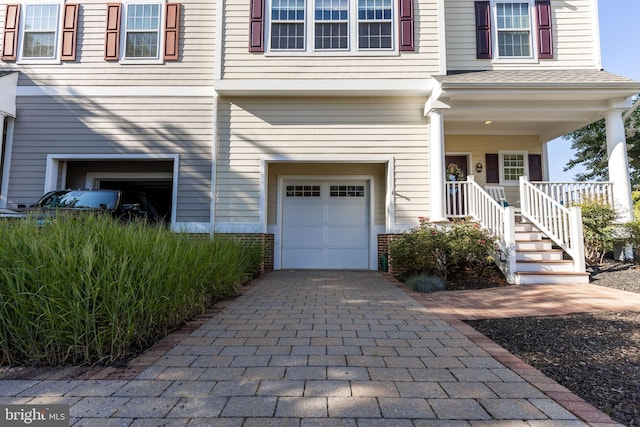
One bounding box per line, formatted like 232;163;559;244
465;262;640;427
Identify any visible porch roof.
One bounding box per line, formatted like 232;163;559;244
431;69;640;141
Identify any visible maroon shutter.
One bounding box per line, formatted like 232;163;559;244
398;0;414;51
485;154;499;183
2;4;20;61
535;0;553;59
104;3;121;60
164;2;180;60
60;3;79;61
249;0;264;52
528;154;543;181
474;1;491;59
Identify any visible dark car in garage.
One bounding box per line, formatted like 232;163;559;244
24;189;166;224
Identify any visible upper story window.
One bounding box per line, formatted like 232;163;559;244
261;0;407;54
495;2;531;58
22;3;59;59
104;2;181;63
124;3;161;59
474;0;553;61
1;1;78;63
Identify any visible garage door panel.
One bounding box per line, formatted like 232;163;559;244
283;226;323;245
327;226;369;247
282;249;323;269
283;203;323;223
326;249;369;269
327;203;368;225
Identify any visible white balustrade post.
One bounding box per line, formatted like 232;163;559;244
503;206;517;284
428;109;447;222
568;206;586;273
605;109;634;222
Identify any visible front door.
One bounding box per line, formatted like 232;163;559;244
445;155;469;216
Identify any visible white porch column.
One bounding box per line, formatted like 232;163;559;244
605;109;634;222
428;109;447;222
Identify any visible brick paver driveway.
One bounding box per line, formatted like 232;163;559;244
1;271;601;426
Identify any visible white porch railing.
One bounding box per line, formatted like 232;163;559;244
520;177;586;272
532;181;613;207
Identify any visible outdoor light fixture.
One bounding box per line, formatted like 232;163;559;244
475;163;483;173
484;120;493;125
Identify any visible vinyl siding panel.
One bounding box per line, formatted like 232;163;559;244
220;0;442;79
445;0;599;71
0;0;215;86
216;96;431;226
7;95;214;222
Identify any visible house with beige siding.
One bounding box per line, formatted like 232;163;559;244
0;0;638;283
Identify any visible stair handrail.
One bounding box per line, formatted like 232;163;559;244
520;176;586;272
464;176;517;283
531;181;613;207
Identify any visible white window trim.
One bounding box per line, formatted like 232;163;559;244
16;0;65;65
499;150;528;186
490;0;538;63
119;0;167;64
265;0;399;56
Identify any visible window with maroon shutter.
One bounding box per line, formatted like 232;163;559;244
528;154;543;181
475;1;491;59
535;0;553;59
60;3;79;61
485;154;499;183
249;0;264;52
398;0;414;51
104;3;121;60
2;4;20;61
164;2;180;60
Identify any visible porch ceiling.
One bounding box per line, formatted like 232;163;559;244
0;71;18;117
433;70;640;141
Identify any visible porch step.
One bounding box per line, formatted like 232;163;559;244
515;260;575;273
515;271;590;285
515;231;543;240
515;240;553;251
516;249;565;261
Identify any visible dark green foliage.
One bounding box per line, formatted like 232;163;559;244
389;219;497;283
0;214;263;366
575;198;618;264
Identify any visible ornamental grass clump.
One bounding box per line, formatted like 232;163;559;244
0;213;263;366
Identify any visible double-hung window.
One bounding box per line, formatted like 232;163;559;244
22;3;59;59
475;0;552;60
267;0;398;54
124;3;161;59
495;2;532;58
271;0;305;50
499;151;528;184
104;2;180;63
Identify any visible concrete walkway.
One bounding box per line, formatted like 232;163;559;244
1;270;632;426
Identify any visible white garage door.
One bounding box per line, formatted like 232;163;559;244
282;180;370;269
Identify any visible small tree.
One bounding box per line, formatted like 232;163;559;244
575;198;618;264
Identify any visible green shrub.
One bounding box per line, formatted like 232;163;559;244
404;273;446;293
0;214;263;366
389;218;496;282
575;198;618;264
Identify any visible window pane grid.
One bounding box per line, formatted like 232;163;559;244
358;0;392;50
315;0;348;49
330;185;365;197
125;3;161;59
271;0;305;50
503;154;525;181
22;4;58;59
496;2;531;57
286;185;321;197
